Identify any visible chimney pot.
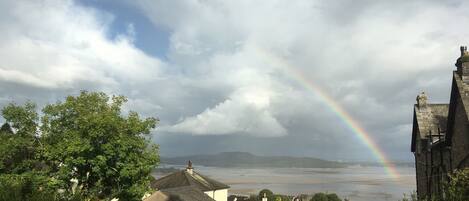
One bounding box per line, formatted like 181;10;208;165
416;92;428;109
186;160;193;174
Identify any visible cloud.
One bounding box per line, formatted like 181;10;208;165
0;68;56;88
3;0;469;160
163;86;287;137
0;0;163;90
131;0;469;159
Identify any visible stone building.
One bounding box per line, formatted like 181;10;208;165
145;161;229;201
411;46;469;199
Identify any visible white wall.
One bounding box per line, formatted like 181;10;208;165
204;189;228;201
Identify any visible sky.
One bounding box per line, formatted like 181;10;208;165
1;0;469;162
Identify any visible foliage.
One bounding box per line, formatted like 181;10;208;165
399;191;418;201
0;103;40;174
445;168;469;201
258;189;274;201
252;189;292;201
326;193;341;201
0;123;13;134
0;172;61;201
310;192;342;201
274;194;291;201
0;91;160;201
310;193;328;201
1;102;38;136
401;169;469;201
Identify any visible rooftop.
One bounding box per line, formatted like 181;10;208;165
145;186;216;201
151;169;229;191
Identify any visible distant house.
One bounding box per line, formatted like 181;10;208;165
146;161;229;201
411;46;469;199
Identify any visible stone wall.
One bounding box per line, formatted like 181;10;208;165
450;95;469;169
414;150;428;197
415;142;451;199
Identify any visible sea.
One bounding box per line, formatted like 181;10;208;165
152;165;415;201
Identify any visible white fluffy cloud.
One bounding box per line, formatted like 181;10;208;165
0;0;163;90
164;86;287;137
159;43;290;136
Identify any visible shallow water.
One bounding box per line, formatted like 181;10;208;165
153;165;415;201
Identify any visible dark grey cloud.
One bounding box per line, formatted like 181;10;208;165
132;0;469;161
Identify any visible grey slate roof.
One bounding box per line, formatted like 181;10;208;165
151;170;229;192
411;103;448;152
146;169;229;201
145;186;215;201
414;104;448;138
452;71;469;118
445;71;469;145
162;186;216;201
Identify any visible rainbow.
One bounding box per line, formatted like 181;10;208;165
254;47;400;179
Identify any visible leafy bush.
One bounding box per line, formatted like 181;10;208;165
326;193;341;201
310;193;328;201
401;168;469;201
310;192;341;201
399;191;418;201
0;173;60;201
445;168;469;201
258;189;274;201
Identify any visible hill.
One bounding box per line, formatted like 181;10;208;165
161;152;346;168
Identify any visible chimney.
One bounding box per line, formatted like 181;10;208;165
416;91;427;110
186;160;193;175
456;45;469;83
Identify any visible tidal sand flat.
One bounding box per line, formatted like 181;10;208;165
153;165;415;201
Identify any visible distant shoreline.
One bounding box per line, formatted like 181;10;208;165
159;152;414;169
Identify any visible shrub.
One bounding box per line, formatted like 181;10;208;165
310;193;328;201
445;168;469;201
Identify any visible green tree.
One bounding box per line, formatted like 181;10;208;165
310;193;328;201
274;195;290;201
308;192;342;201
0;173;62;201
40;91;159;200
258;189;274;201
0;91;160;201
0;103;58;201
326;193;341;201
0;102;39;174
